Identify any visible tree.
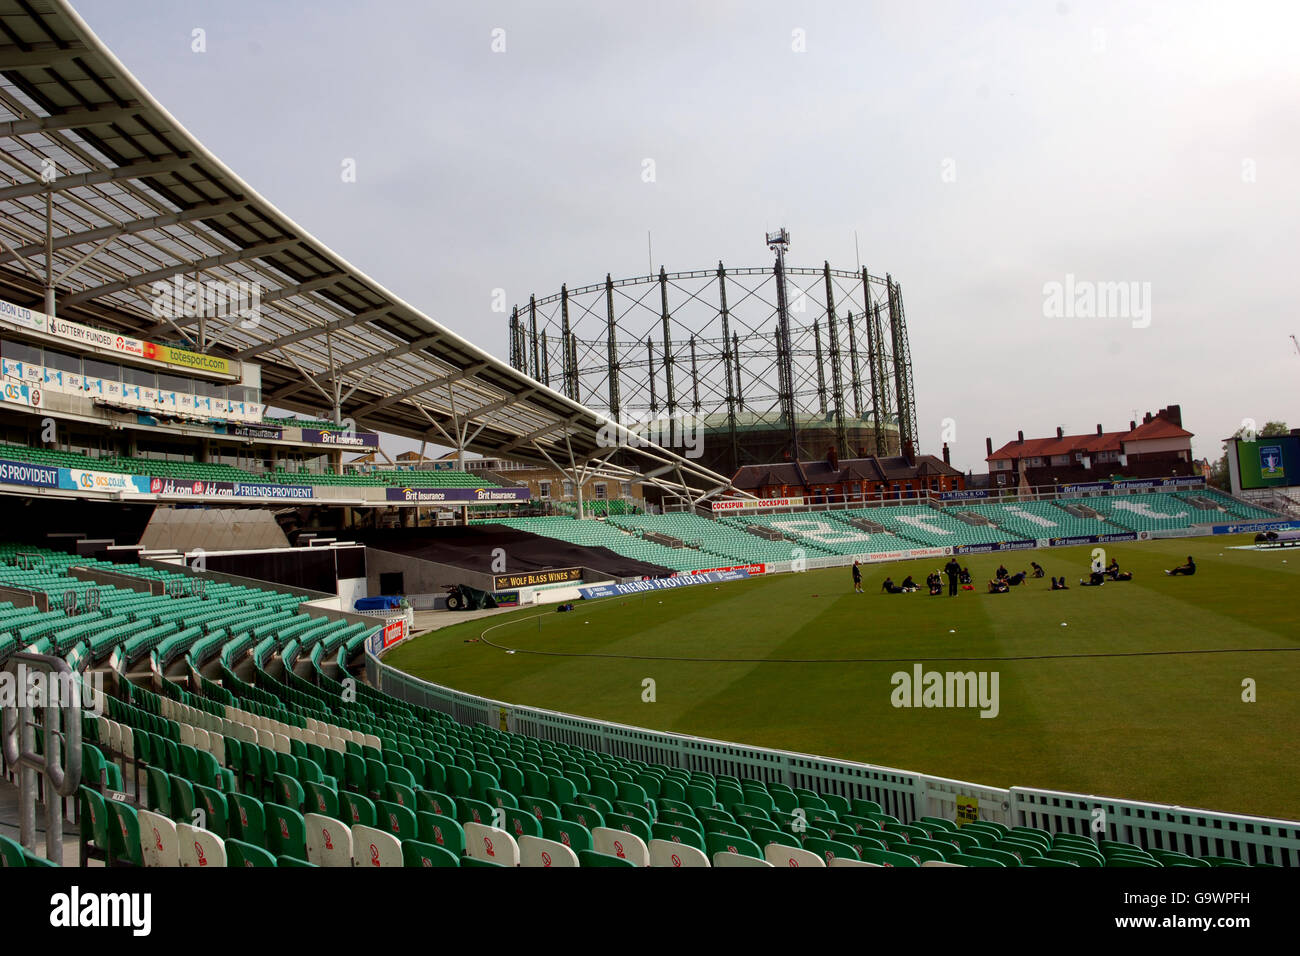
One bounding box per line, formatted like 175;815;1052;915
1209;421;1288;488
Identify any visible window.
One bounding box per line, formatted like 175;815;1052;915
1;340;40;364
538;480;551;499
157;372;193;393
562;480;575;498
593;482;607;500
121;365;155;387
84;358;120;381
44;348;80;373
620;482;631;497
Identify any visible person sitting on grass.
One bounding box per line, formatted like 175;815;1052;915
1165;556;1196;576
881;576;905;594
996;564;1009;580
1079;569;1106;586
958;566;972;585
1030;561;1045;578
1051;576;1070;590
1106;557;1121;579
900;575;919;592
928;572;943;596
987;577;1010;593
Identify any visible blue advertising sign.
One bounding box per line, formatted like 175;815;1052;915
1046;532;1139;547
385;486;530;504
1211;520;1298;535
579;568;750;599
300;427;380;448
936;489;991;501
1060;477;1205;494
951;539;1037;555
0;458;59;488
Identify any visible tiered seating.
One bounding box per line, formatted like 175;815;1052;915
709;512;873;558
488;517;719;573
1059;493;1201;533
0;444;257;481
827;505;1008;548
961;500;1116;540
611;513;821;565
0;443;512;492
1175;488;1283;522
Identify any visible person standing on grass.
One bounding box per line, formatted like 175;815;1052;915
944;556;961;596
852;560;863;593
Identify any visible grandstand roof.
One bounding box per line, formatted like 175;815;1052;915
0;0;735;499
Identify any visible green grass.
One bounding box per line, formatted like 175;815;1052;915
384;535;1300;821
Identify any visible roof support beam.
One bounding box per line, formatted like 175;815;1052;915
58;238;300;306
0;155;195;203
0;198;249;268
0;103;141;137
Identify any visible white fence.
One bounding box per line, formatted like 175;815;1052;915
366;650;1300;864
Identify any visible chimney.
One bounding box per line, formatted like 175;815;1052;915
1129;420;1136;431
827;446;839;471
1056;426;1064;440
942;442;951;465
1143;411;1153;424
1165;404;1182;426
903;440;915;465
1017;430;1024;444
985;437;993;457
1096;423;1103;435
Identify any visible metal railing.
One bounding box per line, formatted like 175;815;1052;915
1;652;82;863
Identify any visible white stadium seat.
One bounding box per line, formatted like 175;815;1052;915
764;844;825;867
649;839;710;867
178;824;226;867
519;835;579;868
464;822;520;867
306;813;354;867
351;825;402;867
593;827;649;867
138;809;179;867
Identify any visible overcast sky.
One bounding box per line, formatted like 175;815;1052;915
74;0;1300;472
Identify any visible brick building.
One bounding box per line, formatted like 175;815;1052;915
731;445;965;503
986;404;1194;488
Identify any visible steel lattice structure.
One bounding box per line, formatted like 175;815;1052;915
508;260;920;475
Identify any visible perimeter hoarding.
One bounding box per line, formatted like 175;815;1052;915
579;568;750;599
385;486;530;504
493;567;583;590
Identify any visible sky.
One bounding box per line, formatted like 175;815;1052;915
71;0;1300;472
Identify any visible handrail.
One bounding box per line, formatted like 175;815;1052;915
1;651;83;862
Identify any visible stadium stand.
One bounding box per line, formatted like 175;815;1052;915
1056;493;1202;534
0;443;504;489
610;513;825;565
483;517;730;574
357;526;672;580
960;500;1119;540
